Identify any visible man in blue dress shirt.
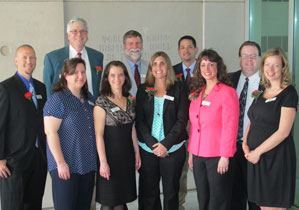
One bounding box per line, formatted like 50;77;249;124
173;35;198;210
0;45;47;210
123;30;149;96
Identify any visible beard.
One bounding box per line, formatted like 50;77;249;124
125;48;142;61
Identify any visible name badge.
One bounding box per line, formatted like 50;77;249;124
88;101;95;106
36;95;42;99
201;100;211;106
141;74;146;78
111;107;120;112
265;97;276;103
163;95;174;101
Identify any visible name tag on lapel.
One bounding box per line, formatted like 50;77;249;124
201;100;211;106
141;74;146;78
163;95;174;101
36;95;42;99
111;107;120;112
265;97;276;103
88;101;95;106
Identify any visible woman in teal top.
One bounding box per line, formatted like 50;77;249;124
136;51;189;210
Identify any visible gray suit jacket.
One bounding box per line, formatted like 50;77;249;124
124;58;149;97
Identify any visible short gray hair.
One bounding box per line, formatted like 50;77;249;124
66;17;88;33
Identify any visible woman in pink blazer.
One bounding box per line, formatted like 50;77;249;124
188;49;239;210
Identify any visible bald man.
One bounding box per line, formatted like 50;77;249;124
0;45;47;210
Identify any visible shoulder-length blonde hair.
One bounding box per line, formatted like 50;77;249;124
260;48;292;88
144;51;177;90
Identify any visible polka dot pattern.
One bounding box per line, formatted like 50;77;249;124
43;90;98;174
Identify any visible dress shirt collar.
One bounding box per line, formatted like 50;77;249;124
239;71;260;87
16;71;34;91
69;45;87;59
127;59;141;74
182;60;196;78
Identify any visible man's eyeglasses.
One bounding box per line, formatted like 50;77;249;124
240;54;258;59
69;30;87;34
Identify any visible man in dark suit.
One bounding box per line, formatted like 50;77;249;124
173;35;198;210
43;17;103;97
229;41;261;210
0;45;47;210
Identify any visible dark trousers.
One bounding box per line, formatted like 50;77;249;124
0;148;47;210
193;156;233;210
138;146;186;210
231;143;260;210
50;169;95;210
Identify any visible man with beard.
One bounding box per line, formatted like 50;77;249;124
43;17;103;97
123;30;148;96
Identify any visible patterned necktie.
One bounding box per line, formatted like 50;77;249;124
77;52;82;58
29;83;39;147
134;64;141;87
29;83;38;108
185;68;191;87
237;77;249;140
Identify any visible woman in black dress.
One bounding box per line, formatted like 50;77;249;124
94;61;141;210
243;48;298;210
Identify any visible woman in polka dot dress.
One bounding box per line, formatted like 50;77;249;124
44;58;98;210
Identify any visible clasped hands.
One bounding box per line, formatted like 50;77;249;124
153;143;168;158
242;143;261;164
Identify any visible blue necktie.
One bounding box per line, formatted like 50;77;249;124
29;83;38;108
29;83;38;147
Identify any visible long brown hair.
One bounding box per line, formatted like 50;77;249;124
144;51;176;90
100;60;132;97
190;49;232;92
52;58;89;98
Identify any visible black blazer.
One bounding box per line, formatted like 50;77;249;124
136;82;189;150
229;70;242;89
173;62;191;95
0;73;47;172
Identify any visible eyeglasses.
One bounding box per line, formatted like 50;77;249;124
240;54;258;59
69;30;87;34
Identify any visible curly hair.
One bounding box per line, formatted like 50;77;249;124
144;51;176;91
52;58;89;99
100;60;132;97
190;49;232;92
260;48;292;88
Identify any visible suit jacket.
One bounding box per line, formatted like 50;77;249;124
136;82;189;150
229;70;262;90
124;59;148;97
0;73;47;172
43;45;104;97
229;70;242;89
173;62;191;95
188;83;239;157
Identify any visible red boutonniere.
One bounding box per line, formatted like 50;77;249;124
188;91;200;101
95;66;103;75
128;95;136;105
251;90;263;103
145;87;156;101
25;92;32;101
176;73;183;81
